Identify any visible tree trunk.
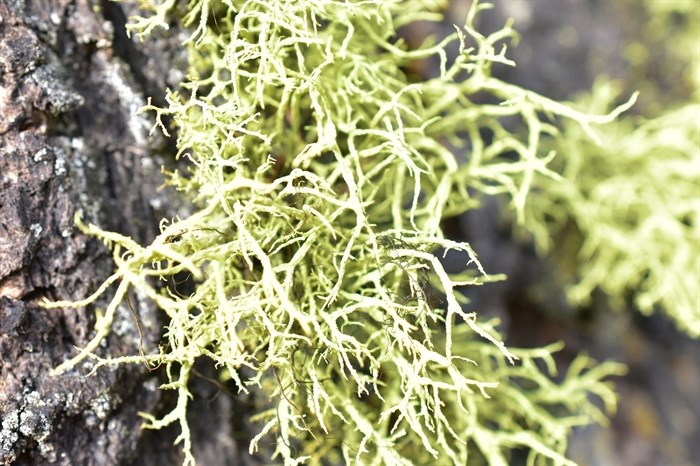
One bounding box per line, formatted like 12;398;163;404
0;1;249;464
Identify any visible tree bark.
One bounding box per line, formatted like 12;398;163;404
0;1;249;464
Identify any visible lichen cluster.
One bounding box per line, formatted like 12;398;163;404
46;1;633;464
525;83;700;337
523;0;700;338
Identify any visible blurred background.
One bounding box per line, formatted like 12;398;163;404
433;1;699;465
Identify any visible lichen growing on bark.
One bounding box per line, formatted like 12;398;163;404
45;1;635;464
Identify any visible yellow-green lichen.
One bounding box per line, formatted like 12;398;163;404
45;1;634;464
524;81;700;337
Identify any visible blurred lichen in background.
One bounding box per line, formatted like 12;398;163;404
623;0;699;111
522;0;700;338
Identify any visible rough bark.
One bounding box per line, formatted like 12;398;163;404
0;1;247;464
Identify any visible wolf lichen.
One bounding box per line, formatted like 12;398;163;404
524;81;700;337
45;1;632;464
521;2;699;338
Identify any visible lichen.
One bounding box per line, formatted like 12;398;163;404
45;1;634;464
524;81;700;337
522;1;699;338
